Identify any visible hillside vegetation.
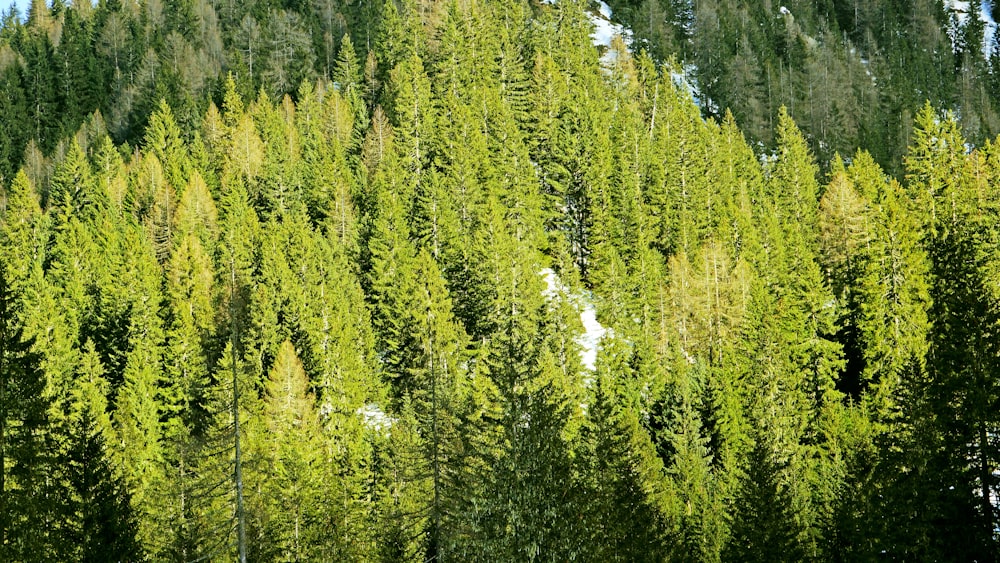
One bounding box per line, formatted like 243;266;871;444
2;0;1000;561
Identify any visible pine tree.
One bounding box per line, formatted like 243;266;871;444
0;264;57;562
576;338;669;562
724;436;806;563
771;106;821;243
288;219;379;560
61;342;143;563
252;340;327;560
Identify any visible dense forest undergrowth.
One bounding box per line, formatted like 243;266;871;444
3;0;1000;561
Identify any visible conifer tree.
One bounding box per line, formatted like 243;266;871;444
174;170;219;247
385;52;435;212
375;0;421;75
48;140;102;223
145;100;190;196
62;343;143;563
253;340;327;560
1;171;46;292
890;104;1000;560
372;401;430;563
0;264;57;562
456;196;582;561
163;233;215;433
334;34;362;98
656;361;725;563
771;107;821;239
724;436;806;563
577;339;670;562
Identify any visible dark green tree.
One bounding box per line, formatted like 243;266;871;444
724;435;805;563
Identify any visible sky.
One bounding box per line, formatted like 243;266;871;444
6;0;30;18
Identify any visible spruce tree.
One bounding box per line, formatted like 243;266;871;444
61;343;143;563
0;264;57;562
724;436;805;563
576;338;670;562
890;104;1000;560
253;340;327;560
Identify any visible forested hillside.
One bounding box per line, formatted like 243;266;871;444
607;0;1000;172
2;0;1000;561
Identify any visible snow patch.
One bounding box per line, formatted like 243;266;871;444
540;267;564;300
540;268;608;372
578;306;606;371
949;0;973;24
983;0;998;58
596;0;612;19
588;0;632;66
671;63;702;108
944;0;998;58
357;403;394;432
590;16;628;50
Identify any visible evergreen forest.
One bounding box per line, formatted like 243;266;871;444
3;0;1000;560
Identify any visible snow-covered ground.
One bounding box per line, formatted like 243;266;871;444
982;0;998;58
671;64;702;108
540;268;607;373
585;0;702;106
588;0;630;52
945;0;998;58
357;403;393;432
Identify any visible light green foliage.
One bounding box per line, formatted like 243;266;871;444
175;171;219;248
0;264;59;562
385;53;435;210
577;339;670;562
49;140;103;223
4;1;1000;560
251;340;327;560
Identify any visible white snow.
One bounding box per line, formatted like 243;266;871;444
590;18;620;48
983;0;998;58
596;0;612;19
588;0;632;64
585;0;703;107
944;0;998;58
945;0;972;25
578;306;606;370
540;268;608;372
671;63;702;108
357;403;393;432
540;267;564;300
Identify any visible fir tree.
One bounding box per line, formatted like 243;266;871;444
0;263;57;561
